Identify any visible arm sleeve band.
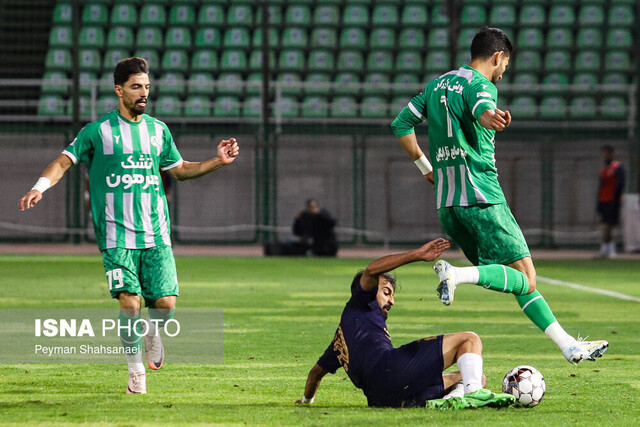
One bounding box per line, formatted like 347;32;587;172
391;105;425;138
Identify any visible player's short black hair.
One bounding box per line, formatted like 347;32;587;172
601;145;615;154
470;26;513;60
113;57;149;86
355;271;398;292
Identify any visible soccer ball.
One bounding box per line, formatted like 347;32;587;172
502;365;546;407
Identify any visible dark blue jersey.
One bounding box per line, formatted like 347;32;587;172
316;273;393;389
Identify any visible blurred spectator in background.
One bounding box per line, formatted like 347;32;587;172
293;199;338;257
597;145;625;258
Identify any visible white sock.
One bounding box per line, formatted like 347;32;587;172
457;352;483;394
454;266;480;285
608;242;616;255
544;321;576;351
442;381;465;399
600;242;608;255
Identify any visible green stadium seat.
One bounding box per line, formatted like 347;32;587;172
430;6;449;26
360;96;388;119
456;52;471;67
364;73;390;96
336;50;364;72
255;5;282;26
165;27;192;49
574;51;601;72
390;96;411;116
187;72;215;96
79;26;105;49
219;50;248;72
77;96;94;119
155;96;182;118
242;96;262;119
314;5;339;26
42;71;68;95
140;4;167;27
97;95;118;115
281;28;308;49
252;28;279;49
136;27;163;49
169;5;196;26
49;26;72;48
398;29;425;51
103;49;130;72
331;96;357;118
576;28;602;49
191;50;218;72
161;49;189;72
547;29;573;49
273;96;299;119
512;73;539;86
366;51;393;74
304;73;330;96
244;73;264;97
248;50;275;72
79;49;102;72
111;4;137;26
216;73;244;96
308;50;334;72
310;28;337;49
99;72;113;95
401;3;428;27
38;95;66;116
339;28;367;50
158;72;186;96
393;73;420;97
53;3;72;25
604;52;631;73
515;51;541;71
184;96;211;117
569;96;597;119
519;5;546;26
517;28;544;50
490;5;516;27
372;5;399;26
396;51;422;74
572;73;598;88
509;96;537;119
195;28;222;49
549;6;575;26
343;5;369;26
198;4;224;26
542;73;569;94
606;29;633;49
302;96;329;118
602;73;629;85
608;6;634;26
223;28;250;49
334;73;360;96
540;96;567;119
82;4;108;26
579;5;605;25
284;4;311;26
457;28;476;49
424;51;450;73
427;28;449;48
277;72;303;95
460;5;486;27
544;52;571;72
278;50;305;72
369;28;396;50
107;27;134;49
135;49;159;70
601;97;627;119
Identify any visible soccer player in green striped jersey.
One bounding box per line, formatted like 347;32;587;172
391;27;608;365
19;57;239;393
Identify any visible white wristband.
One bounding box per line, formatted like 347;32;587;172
31;177;51;194
414;154;433;175
301;396;314;404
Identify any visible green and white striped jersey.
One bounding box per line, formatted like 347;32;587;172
63;110;183;250
392;65;506;208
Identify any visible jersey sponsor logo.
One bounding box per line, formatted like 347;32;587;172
113;135;121;145
435;145;467;162
106;173;160;190
333;326;350;372
433;78;464;94
150;135;161;148
477;91;492;98
121;155;154;170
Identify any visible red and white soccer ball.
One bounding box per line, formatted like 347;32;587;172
502;365;546;407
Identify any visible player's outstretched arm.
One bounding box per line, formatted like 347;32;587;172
295;364;328;404
479;108;511;132
18;154;74;211
360;238;450;290
167;138;239;181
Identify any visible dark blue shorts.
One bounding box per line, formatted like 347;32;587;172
598;201;621;226
364;335;445;408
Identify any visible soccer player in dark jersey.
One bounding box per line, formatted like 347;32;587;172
295;239;515;410
597;145;625;258
391;27;608;365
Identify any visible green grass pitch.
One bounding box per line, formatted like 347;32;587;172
0;254;639;425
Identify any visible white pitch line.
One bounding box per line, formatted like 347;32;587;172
538;275;640;303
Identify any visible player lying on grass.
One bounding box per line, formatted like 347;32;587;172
391;26;607;365
295;239;515;410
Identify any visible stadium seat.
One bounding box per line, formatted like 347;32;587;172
490;5;516;27
140;4;167;27
169;5;196;26
216;73;244;96
604;51;631;73
158;72;186;96
606;29;633;49
53;3;72;25
38;95;66;116
424;51;450;73
97;95;118;115
427;28;449;48
308;50;334;72
304;73;330;96
515;51;541;71
103;49;130;71
252;28;279;49
398;29;425;51
430;6;449;26
184;96;211;117
42;71;68;95
547;29;573;49
242;96;262;119
339;28;367;50
343;5;369;26
219;50;248;72
80;49;102;72
601;97;627;119
572;73;598;88
223;28;250;49
198;4;224;26
602;73;629;85
106;27;134;49
372;5;399;26
191;50;218;72
393;73;420;97
569;96;597;119
302;96;329;118
331;96;358;118
369;28;396;50
273;96;299;119
310;28;337;49
457;28;477;49
49;26;72;48
334;72;361;96
396;51;422;74
78;26;105;49
187;72;215;96
82;3;108;26
574;51;601;72
195;28;222;49
542;73;569;93
364;73;390;96
576;28;602;49
517;28;544;50
255;5;282;26
284;4;311;26
155;96;182;118
512;73;539;86
578;5;605;25
281;28;308;49
135;49;159;70
360;96;388;119
366;51;393;74
544;52;571;73
136;27;163;49
98;72;113;95
509;96;537;119
390;96;411;116
549;6;575;26
314;5;339;27
456;51;471;67
278;50;305;72
519;5;545;26
539;96;567;119
111;4;137;26
277;72;303;95
608;6;634;26
165;27;192;49
401;3;428;27
161;49;189;72
460;5;486;27
248;50;275;72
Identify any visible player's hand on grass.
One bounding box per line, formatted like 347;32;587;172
418;238;451;261
480;108;511;132
18;190;42;212
217;138;239;165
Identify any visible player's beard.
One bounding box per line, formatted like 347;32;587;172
126;97;147;116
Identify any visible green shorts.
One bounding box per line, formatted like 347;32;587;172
437;203;531;266
102;245;179;307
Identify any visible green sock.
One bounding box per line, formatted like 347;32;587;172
476;265;529;296
514;290;557;332
149;307;175;330
118;311;143;356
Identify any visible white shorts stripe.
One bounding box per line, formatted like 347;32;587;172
105;193;116;249
100;119;113;155
436;168;444;209
502;265;508;292
157;195;171;246
140;192;155;248
118;117;133;154
123;193;136;248
445;166;456;206
153;123;164;156
138;120;151;155
471;99;496;117
520;295;543;312
458;165;468;206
